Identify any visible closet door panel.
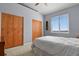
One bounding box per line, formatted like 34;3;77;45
14;16;23;46
38;21;42;37
36;21;42;37
32;20;42;42
17;17;23;45
1;13;8;47
2;13;14;48
7;15;14;48
32;20;37;42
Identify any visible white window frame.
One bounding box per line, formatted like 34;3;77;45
51;14;69;33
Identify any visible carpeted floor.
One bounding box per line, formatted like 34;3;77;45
5;42;34;56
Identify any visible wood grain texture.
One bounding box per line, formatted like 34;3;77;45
13;16;23;46
32;19;42;42
1;13;23;48
1;13;13;48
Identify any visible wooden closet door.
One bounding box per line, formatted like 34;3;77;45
32;20;36;42
13;16;23;46
37;21;42;37
7;14;14;48
32;20;42;42
1;13;14;48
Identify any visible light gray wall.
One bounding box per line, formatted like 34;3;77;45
0;3;43;43
44;4;79;38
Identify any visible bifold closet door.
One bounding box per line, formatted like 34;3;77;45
32;20;36;42
37;21;42;37
1;13;14;48
13;16;23;46
32;20;42;42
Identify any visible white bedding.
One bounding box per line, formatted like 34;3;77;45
33;36;79;56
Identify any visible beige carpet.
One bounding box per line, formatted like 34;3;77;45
5;42;34;56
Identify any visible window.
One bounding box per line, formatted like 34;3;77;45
51;14;69;32
51;16;59;32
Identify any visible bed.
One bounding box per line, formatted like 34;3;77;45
32;36;79;56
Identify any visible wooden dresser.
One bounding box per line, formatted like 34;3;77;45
0;42;5;56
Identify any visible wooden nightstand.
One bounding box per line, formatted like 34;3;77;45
0;42;5;56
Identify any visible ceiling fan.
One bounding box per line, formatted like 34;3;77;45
35;3;47;6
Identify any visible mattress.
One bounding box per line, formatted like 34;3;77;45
32;36;79;56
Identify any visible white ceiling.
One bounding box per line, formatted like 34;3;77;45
24;3;78;15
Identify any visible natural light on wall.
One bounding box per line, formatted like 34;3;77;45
51;14;69;32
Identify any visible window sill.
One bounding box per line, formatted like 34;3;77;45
51;31;69;34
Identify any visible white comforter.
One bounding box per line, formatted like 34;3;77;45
33;36;79;56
